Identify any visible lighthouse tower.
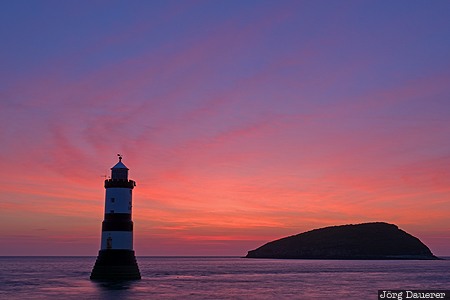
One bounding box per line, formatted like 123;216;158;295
90;155;141;280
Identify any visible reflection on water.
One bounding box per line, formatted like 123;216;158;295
0;257;449;299
94;279;138;291
92;279;142;300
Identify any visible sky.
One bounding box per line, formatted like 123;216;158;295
1;0;450;256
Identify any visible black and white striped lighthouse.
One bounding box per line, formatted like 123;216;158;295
90;155;141;280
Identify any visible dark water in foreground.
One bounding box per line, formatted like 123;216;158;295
0;256;448;299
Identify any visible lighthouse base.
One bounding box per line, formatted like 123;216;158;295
90;249;141;280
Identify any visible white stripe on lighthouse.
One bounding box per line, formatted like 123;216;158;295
105;188;132;214
101;231;133;250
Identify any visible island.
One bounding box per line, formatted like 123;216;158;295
246;222;438;259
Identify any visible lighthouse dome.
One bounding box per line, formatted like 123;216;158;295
112;160;128;170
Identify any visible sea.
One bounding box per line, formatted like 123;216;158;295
0;256;448;299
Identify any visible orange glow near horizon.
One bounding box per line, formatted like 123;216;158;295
1;147;449;256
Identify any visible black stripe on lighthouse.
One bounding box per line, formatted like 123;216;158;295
102;214;133;231
104;213;132;221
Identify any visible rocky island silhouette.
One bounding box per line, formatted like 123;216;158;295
246;222;438;260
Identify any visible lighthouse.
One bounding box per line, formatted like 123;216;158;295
90;155;141;280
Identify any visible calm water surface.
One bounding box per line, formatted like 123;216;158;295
0;256;448;299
